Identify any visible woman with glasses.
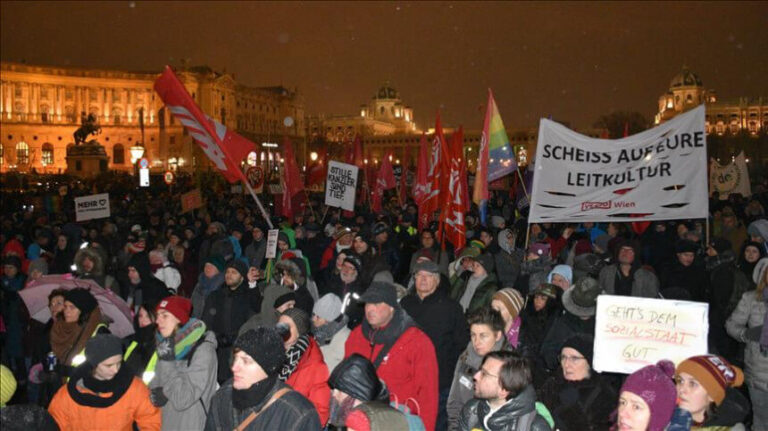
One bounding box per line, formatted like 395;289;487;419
537;334;616;431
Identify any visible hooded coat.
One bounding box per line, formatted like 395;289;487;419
122;252;170;308
74;246;118;295
449;254;499;315
275;258;316;315
493;229;524;289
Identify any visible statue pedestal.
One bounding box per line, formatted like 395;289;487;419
66;142;109;178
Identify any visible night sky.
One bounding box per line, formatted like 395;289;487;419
2;1;767;130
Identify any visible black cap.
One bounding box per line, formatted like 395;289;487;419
413;260;440;274
64;288;98;315
85;334;122;367
359;282;398;308
234;328;286;376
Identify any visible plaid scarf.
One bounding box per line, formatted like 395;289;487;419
278;334;310;381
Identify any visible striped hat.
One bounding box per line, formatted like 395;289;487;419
492;288;525;320
676;355;744;405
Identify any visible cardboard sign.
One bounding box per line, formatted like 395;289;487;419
709;152;751;199
529;105;708;222
325;160;359;211
75;193;111;222
180;189;203;213
594;295;709;374
265;229;279;259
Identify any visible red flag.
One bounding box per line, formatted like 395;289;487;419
412;133;429;204
306;147;326;187
623;122;629;138
422;113;447;224
441;127;467;250
372;152;396;213
281;136;304;219
154;66;257;183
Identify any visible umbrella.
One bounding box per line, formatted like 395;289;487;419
20;274;135;338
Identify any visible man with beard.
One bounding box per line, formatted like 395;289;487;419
322;253;365;328
598;239;659;298
459;351;551;431
201;259;262;384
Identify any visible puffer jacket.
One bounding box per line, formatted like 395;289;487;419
284;337;330;424
148;330;219;431
48;364;161;431
458;385;551;431
726;290;768;387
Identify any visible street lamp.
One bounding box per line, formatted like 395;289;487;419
130;145;145;164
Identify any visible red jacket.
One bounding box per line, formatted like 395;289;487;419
345;322;439;431
286;337;330;424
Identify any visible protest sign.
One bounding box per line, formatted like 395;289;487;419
325;161;359;211
709;151;751;199
75;193;111;222
181;189;203;213
265;229;279;259
529;105;707;222
139;168;150;187
594;295;709;374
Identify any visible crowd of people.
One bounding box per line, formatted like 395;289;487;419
0;172;767;431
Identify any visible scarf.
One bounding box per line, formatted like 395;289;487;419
362;307;416;347
155;318;207;361
68;362;134;408
460;274;486;312
278;334;310;381
313;316;349;346
198;271;225;296
233;375;278;411
51;308;103;365
505;316;522;348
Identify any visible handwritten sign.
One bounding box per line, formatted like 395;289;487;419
594;295;709;374
265;229;279;259
325;161;359;211
75;193;111;222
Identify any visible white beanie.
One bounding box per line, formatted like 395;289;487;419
313;293;343;322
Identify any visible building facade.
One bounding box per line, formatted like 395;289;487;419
0;62;305;174
655;66;768;135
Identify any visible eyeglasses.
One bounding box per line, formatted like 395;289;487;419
478;368;498;379
558;355;586;364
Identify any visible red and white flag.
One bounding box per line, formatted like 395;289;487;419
441;127;467;250
154;66;257;183
422;114;448;226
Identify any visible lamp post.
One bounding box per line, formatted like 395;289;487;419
130;144;145;177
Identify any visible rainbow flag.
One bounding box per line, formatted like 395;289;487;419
473;89;516;224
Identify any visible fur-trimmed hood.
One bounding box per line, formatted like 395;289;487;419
275;258;305;286
74;246;106;277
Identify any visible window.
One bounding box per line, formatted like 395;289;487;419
14;102;25;121
42;143;53;165
65;89;73;100
113;144;125;164
89;91;97;102
41;88;49;99
65;106;76;123
686;94;693;103
112;89;120;102
15;85;22;97
16;142;29;165
40;105;50;123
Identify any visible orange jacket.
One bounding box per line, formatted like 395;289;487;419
49;374;161;431
285;336;330;424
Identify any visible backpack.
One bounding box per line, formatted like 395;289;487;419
389;401;425;431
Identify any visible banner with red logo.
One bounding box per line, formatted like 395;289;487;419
529;105;707;222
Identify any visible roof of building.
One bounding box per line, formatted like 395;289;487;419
670;67;703;89
373;82;399;100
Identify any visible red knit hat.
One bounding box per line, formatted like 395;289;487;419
156;296;192;325
676;354;744;406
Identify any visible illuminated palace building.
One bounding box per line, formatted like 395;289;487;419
655;67;767;134
0;62;305;174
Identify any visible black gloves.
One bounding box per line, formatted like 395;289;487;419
156;337;176;361
150;386;168;407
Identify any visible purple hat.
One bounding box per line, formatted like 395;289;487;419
619;360;676;431
527;242;551;257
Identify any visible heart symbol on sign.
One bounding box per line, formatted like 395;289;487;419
99;199;107;206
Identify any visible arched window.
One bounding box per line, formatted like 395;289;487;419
113;144;125;164
42;143;54;165
16;142;29;165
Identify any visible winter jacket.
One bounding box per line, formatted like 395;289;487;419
238;283;292;335
447;338;510;431
458;385;552;431
726;290;768;387
201;281;260;383
450;256;500;315
148;331;218;431
493;230;524;289
537;372;616;431
285;337;330;424
345;308;440;431
48;365;161;431
401;288;469;391
244;238;266;269
659;260;708;302
514;256;554;297
204;379;320;431
598;264;659;298
540;311;596;372
691;387;751;430
190;272;225;319
317;323;350;372
74;246;118;295
708;252;747;362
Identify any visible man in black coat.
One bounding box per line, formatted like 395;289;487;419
401;260;469;431
202;259;261;384
659;239;708;301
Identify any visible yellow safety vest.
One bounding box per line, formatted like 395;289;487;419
70;323;109;367
124;341;159;384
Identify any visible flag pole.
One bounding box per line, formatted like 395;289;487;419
303;189;318;222
242;179;274;230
